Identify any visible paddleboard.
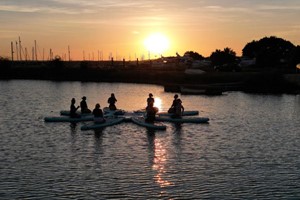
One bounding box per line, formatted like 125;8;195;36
131;117;166;130
81;117;124;130
158;110;199;116
103;107;125;115
156;116;209;123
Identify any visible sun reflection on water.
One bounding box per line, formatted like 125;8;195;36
148;133;173;188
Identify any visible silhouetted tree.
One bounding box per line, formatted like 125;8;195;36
210;47;236;66
287;45;300;69
0;56;11;67
184;51;204;60
0;57;12;77
242;36;295;68
242;40;259;59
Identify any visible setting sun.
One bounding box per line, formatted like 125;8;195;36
144;33;170;55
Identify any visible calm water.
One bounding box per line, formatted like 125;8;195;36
0;80;300;199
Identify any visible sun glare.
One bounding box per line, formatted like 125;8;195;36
144;33;170;55
154;97;162;112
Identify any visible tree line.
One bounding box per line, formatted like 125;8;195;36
184;36;300;70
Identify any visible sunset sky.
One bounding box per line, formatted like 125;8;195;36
1;0;300;60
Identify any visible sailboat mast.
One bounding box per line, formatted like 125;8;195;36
32;47;34;61
35;40;37;61
25;48;28;61
15;41;19;61
68;45;70;61
11;42;14;61
19;37;22;61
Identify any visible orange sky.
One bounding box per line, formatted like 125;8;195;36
1;0;300;60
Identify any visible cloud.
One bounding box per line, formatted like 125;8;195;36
1;0;300;30
258;5;300;11
0;0;170;15
0;1;94;14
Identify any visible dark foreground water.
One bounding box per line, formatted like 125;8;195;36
0;80;300;199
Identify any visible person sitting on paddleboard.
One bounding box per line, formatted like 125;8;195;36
107;93;117;111
70;98;80;118
147;93;155;107
93;103;105;123
146;101;158;123
80;96;91;114
168;94;184;117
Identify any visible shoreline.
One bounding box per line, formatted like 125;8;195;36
1;61;300;94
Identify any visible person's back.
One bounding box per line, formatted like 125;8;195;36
93;108;103;118
93;103;105;123
174;98;184;118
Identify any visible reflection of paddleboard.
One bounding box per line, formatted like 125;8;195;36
156;116;209;123
81;118;124;130
131;117;166;130
44;116;94;122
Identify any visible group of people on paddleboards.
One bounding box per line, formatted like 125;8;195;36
70;93;118;121
70;93;184;123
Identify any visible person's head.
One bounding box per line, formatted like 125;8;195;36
149;93;153;97
174;94;178;99
95;103;100;108
71;98;76;104
111;93;115;97
82;96;86;100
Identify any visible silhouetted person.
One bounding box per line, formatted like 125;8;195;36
80;96;91;114
147;93;155;107
108;93;117;110
93;103;105;123
70;98;80;118
146;102;158;123
168;94;184;118
146;93;157;122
